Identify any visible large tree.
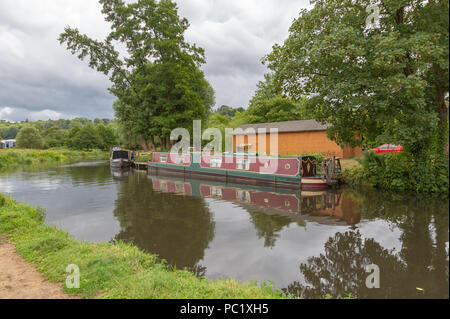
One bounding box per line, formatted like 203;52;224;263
16;126;44;149
59;0;214;151
247;73;312;124
265;0;449;155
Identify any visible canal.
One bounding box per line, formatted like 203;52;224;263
0;161;448;298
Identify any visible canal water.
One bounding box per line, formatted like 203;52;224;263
0;161;448;298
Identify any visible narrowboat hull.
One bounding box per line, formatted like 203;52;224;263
110;158;131;169
149;152;330;191
149;165;302;189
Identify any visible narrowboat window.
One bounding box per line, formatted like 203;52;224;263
160;155;167;163
236;190;250;203
236;159;250;170
211;187;222;198
210;158;222;168
175;183;185;193
285;164;291;170
175;156;185;164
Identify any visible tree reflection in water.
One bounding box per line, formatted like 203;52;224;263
112;172;215;272
247;212;295;248
285;190;449;299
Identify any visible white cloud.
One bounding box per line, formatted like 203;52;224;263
0;106;68;122
0;0;310;121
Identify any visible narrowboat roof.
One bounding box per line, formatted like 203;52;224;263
232;120;331;135
154;152;310;159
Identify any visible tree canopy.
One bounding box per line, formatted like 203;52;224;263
214;105;245;118
16;126;44;149
264;0;449;155
245;73;313;124
59;0;215;151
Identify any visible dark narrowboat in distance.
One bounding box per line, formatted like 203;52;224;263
110;147;131;169
149;152;333;190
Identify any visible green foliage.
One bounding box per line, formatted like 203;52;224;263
72;124;102;151
265;0;449;155
65;123;117;151
0;193;8;207
244;72;313;125
65;125;82;149
0;124;19;139
342;151;449;194
0;149;109;172
0;194;286;299
214;105;245;118
248;73;282;108
1;118;121;151
95;124;118;150
59;0;214;151
302;153;324;163
246;95;312;124
0;118;115;141
16;126;44;149
43;127;67;148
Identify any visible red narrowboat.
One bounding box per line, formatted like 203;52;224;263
149;152;333;191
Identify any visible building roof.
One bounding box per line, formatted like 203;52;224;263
232;120;330;135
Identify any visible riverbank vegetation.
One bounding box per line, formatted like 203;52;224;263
0;149;109;172
0;193;284;299
263;0;449;194
1;118;120;151
341;152;449;195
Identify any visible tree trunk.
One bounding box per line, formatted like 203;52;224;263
434;64;449;155
165;137;171;151
437;89;448;155
150;136;156;151
139;140;150;152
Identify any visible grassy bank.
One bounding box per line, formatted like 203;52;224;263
0;149;109;172
0;194;285;299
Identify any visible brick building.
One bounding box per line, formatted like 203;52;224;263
232;120;361;159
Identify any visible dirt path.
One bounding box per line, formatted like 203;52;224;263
0;236;78;299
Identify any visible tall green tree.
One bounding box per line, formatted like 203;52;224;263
248;73;282;110
59;0;214;151
265;0;449;155
247;72;312;124
65;125;82;149
16;126;44;149
72;124;102;150
96;123;118;150
246;95;312;124
43;127;67;148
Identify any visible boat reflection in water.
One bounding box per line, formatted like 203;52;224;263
148;173;360;226
110;167;131;180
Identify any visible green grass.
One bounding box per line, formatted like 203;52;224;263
0;148;109;172
0;193;286;299
340;158;361;170
133;151;153;163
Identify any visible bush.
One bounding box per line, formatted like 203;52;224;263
343;151;449;194
16;126;44;149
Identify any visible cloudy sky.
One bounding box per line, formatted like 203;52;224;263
0;0;310;122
